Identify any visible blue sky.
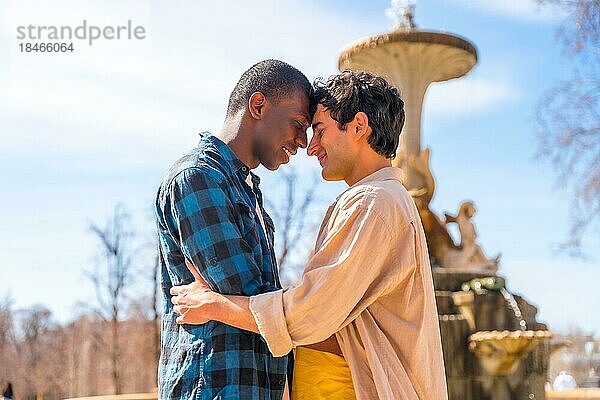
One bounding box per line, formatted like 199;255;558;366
1;0;598;333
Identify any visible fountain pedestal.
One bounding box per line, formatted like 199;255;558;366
435;268;552;400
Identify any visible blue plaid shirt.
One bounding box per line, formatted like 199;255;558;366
155;132;289;400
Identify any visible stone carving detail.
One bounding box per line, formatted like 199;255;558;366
444;202;500;272
408;147;499;272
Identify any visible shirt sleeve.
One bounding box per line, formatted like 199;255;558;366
250;199;412;357
169;167;272;295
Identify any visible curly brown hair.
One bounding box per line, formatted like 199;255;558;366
313;70;405;159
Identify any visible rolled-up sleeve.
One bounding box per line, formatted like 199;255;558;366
250;201;410;357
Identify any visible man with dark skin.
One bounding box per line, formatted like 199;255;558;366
155;59;336;400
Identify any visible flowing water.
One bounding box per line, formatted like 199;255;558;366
500;288;527;331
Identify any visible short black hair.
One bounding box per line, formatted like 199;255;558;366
313;70;405;159
226;59;314;118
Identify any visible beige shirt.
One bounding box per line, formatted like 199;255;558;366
250;167;447;400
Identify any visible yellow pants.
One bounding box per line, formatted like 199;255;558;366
291;347;357;400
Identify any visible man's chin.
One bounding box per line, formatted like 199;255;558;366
263;161;281;171
321;168;343;182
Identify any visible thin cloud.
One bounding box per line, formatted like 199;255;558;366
0;0;359;169
449;0;565;22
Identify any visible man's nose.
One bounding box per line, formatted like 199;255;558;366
294;130;308;149
307;134;319;156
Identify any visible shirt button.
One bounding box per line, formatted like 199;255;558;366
209;258;217;266
278;379;285;386
241;166;248;172
248;211;254;218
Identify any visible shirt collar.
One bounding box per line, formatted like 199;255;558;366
198;131;251;178
350;166;404;188
334;166;403;203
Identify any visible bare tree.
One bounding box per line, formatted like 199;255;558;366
88;204;134;394
0;206;161;398
0;297;16;395
264;169;322;285
536;0;600;255
15;305;64;399
0;302;71;400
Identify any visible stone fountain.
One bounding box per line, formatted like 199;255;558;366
338;2;553;399
470;330;553;400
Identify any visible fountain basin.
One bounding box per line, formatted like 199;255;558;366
338;30;477;83
469;330;552;376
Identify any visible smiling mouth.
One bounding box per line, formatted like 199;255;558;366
317;153;327;165
282;145;296;158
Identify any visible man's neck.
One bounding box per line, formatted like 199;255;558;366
345;157;392;187
215;114;258;169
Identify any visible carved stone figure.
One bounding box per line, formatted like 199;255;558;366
444;201;499;272
407;147;499;272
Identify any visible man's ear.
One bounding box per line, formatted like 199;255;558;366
353;111;370;141
248;92;266;120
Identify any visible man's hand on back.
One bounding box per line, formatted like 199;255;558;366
170;259;220;325
171;259;260;333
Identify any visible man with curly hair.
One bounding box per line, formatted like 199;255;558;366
171;71;448;400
